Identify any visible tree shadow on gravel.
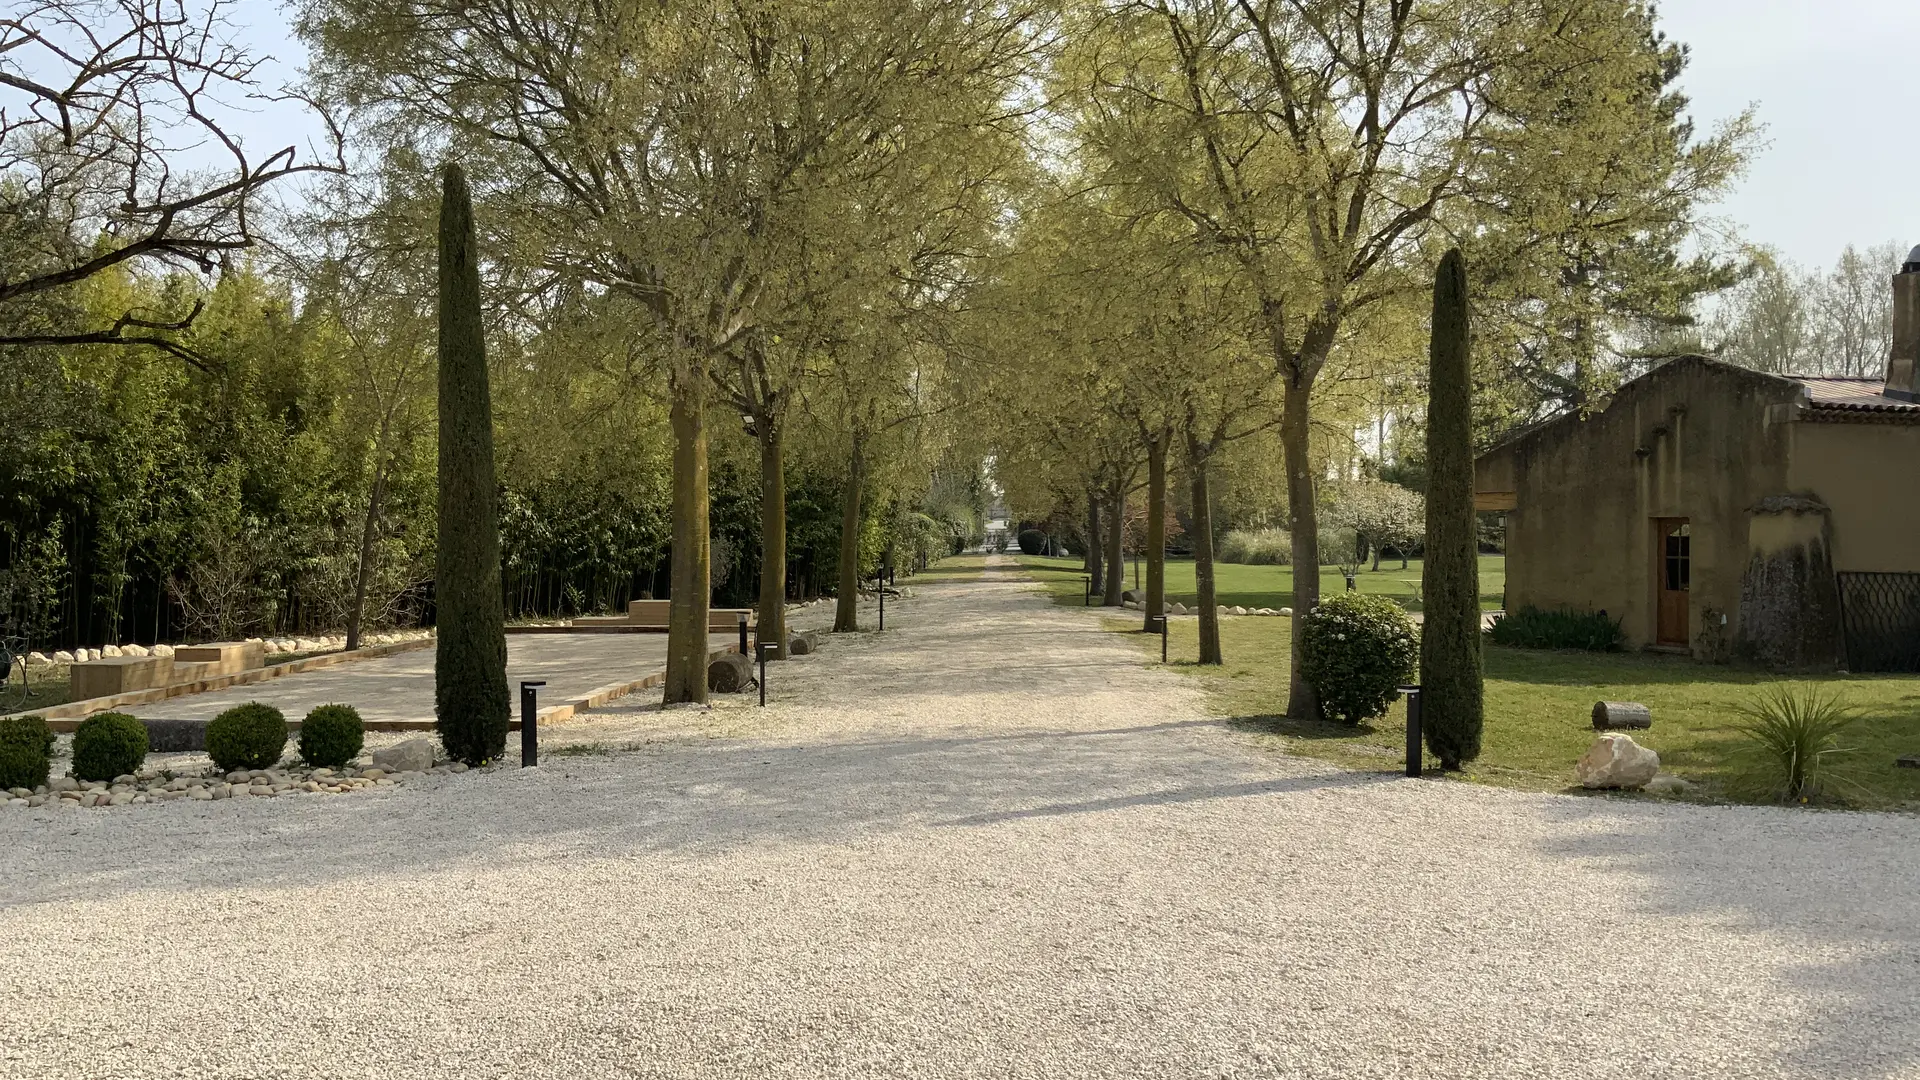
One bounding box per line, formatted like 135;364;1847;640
0;713;1345;908
1532;796;1920;1078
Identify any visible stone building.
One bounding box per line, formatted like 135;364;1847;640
1473;255;1920;670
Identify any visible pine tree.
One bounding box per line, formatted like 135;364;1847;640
433;162;510;764
1420;248;1484;769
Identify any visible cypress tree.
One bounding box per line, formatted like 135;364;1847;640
1420;247;1484;769
433;162;510;764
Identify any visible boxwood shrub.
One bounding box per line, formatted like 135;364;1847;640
206;702;289;771
299;704;364;769
1016;529;1047;556
1488;606;1624;651
0;715;55;789
71;711;149;781
1300;593;1420;724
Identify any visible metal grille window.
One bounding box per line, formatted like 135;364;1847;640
1837;572;1920;673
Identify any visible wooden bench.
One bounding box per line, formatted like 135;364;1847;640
570;601;755;632
70;655;175;699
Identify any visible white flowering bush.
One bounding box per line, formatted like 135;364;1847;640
1300;592;1419;723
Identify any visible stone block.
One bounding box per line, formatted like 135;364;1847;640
170;641;265;678
70;655;175;700
1575;733;1660;789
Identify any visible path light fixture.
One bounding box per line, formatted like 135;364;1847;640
875;569;886;632
755;639;776;707
1397;685;1422;777
520;680;546;767
737;612;750;657
1148;613;1168;662
1082;575;1092;606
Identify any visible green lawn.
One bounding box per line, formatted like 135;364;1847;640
1018;559;1920;811
907;552;987;583
1017;553;1506;612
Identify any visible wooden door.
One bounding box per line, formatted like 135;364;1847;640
1655;518;1690;646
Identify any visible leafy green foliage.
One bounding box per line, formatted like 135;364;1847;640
433;163;510;765
1016;529;1047;556
1731;684;1860;802
1489;607;1625;651
1300;594;1419;724
206;702;290;771
299;704;365;769
0;715;55;789
1419;249;1484;769
71;712;148;781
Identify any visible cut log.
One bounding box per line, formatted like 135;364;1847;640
708;652;754;693
787;630;819;657
1591;701;1652;730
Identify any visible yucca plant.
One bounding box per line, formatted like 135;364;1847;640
1731;683;1860;802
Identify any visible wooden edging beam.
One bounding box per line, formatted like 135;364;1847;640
15;639;437;728
27;643;740;734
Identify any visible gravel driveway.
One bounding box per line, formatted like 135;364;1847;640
3;556;1917;1079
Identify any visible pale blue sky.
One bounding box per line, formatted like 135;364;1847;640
226;1;1918;271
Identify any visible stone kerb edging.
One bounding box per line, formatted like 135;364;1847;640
9;638;437;729
373;644;743;732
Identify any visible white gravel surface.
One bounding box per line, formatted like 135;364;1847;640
4;556;1919;1079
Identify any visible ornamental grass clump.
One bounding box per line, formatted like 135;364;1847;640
1218;527;1292;565
71;711;148;781
299;704;364;769
1732;683;1859;802
206;702;289;772
0;715;55;789
1300;593;1420;724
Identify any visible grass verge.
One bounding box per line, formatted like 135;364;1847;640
1022;561;1920;810
1016;553;1505;611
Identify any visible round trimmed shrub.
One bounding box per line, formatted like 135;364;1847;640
1016;529;1047;556
71;711;149;781
299;704;364;768
1300;593;1420;724
205;702;289;771
0;715;55;789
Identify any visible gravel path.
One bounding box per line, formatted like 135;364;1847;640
3;556;1918;1079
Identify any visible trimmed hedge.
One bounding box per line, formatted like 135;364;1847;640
206;702;289;771
1301;593;1420;724
72;712;149;781
1016;529;1047;556
299;704;364;769
0;715;54;789
1488;606;1624;651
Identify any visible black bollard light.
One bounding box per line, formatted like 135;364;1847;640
756;639;773;706
1083;575;1092;606
876;570;886;632
737;612;749;656
1397;684;1422;777
520;679;547;767
1149;613;1168;662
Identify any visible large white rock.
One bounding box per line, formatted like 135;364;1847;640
51;650;74;664
152;644;174;657
121;644;148;657
1231;606;1248;616
1171;602;1189;616
372;739;436;773
1575;734;1661;789
101;645;122;657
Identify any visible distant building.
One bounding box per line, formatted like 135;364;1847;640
1474;253;1920;671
